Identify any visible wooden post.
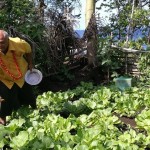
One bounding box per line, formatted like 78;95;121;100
125;53;128;74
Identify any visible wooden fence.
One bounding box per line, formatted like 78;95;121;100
111;45;150;76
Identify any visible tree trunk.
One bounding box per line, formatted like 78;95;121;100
84;0;97;67
85;0;95;28
126;0;135;45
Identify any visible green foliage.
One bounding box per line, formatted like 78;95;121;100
1;82;150;149
55;65;75;81
133;8;150;26
0;0;47;75
97;36;123;75
0;0;39;31
136;109;150;134
117;39;145;50
100;0;150;42
137;53;150;85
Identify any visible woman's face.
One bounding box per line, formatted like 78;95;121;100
0;31;9;53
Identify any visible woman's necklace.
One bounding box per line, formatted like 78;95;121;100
0;51;23;80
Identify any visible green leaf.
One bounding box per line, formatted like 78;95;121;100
74;145;89;150
0;139;5;148
10;131;29;148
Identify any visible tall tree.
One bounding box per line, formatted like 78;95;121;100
85;0;95;27
83;0;98;67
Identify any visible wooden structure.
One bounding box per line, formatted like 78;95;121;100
111;45;150;76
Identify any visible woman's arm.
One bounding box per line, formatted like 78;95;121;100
25;52;34;71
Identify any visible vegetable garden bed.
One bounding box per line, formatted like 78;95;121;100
1;82;150;149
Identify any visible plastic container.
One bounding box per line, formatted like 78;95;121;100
114;76;132;91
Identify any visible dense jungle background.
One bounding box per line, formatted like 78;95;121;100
0;0;150;94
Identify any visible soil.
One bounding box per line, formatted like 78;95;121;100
118;116;137;128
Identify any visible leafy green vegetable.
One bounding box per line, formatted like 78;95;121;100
1;83;150;149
